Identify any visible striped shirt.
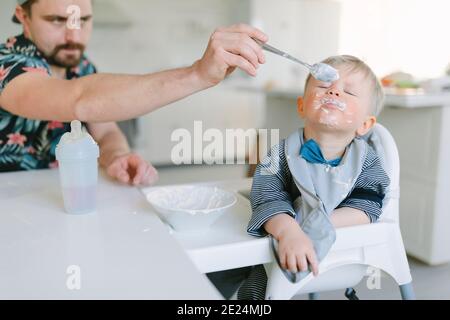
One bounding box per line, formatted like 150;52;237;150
247;139;390;236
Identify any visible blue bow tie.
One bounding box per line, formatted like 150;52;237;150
300;139;342;167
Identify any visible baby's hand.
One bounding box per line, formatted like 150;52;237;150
277;229;319;276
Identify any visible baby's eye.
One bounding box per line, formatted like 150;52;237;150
317;85;330;89
344;90;357;97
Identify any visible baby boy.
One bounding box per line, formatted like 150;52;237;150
238;55;390;300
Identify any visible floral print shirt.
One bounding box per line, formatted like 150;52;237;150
0;34;96;172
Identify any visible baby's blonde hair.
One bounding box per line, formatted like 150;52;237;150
305;55;385;116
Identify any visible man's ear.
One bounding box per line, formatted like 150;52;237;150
356;116;377;136
15;6;27;24
297;97;305;118
15;6;32;36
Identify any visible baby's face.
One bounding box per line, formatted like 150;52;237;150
300;65;374;135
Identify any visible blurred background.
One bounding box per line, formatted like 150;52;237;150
2;0;450;299
2;0;449;165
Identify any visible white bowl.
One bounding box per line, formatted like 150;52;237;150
145;185;237;232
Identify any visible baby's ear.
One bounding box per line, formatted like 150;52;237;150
356;116;377;136
297;97;305;118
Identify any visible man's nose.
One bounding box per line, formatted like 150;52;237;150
65;28;81;43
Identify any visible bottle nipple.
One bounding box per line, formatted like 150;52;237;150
70;120;83;138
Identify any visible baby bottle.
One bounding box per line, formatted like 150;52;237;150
56;120;100;214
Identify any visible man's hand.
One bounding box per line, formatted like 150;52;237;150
106;153;159;186
193;24;268;87
277;228;319;276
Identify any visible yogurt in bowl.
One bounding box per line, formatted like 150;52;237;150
145;185;237;233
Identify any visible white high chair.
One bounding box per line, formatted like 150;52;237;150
264;123;415;300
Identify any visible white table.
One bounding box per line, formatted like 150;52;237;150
0;169;222;299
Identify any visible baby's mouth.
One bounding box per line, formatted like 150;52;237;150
320;97;347;111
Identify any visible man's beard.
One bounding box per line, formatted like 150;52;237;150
44;43;86;68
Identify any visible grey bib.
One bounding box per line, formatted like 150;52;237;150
271;128;367;283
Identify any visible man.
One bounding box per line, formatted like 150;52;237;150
0;0;267;185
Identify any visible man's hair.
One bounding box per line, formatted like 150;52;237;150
304;55;385;116
21;0;39;17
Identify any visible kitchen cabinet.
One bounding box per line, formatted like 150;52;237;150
378;93;450;265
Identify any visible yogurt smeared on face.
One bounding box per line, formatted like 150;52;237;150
320;97;347;111
311;94;349;129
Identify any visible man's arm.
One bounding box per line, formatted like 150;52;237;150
88;122;130;168
0;24;267;123
88;122;158;185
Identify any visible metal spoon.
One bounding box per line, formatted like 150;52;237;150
254;38;339;83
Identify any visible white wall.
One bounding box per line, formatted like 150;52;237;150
2;0;448;164
337;0;450;79
2;0;448;80
87;0;243;75
1;1;22;38
1;0;246;75
0;0;265;165
245;0;342;90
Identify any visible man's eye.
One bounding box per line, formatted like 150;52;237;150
51;18;66;24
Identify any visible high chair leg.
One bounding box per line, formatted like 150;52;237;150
345;288;359;300
308;292;319;300
399;282;416;300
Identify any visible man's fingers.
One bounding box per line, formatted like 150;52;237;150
223;51;257;77
107;160;128;184
135;164;159;186
225;41;260;70
212;32;266;64
124;154;144;185
218;23;268;43
245;36;266;64
196;24;267;86
142;166;159;185
140;167;152;185
132;161;147;185
118;171;130;184
109;165;130;184
117;157;128;171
